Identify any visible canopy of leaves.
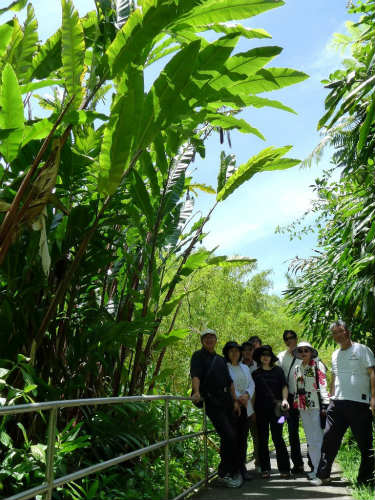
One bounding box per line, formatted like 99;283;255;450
0;0;306;412
283;0;375;349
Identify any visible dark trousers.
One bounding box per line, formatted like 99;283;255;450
287;394;304;468
236;407;250;474
206;403;241;477
257;408;290;473
249;416;260;466
317;400;374;485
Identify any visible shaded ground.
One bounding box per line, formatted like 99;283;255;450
192;446;352;500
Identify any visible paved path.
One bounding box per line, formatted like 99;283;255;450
192;447;352;500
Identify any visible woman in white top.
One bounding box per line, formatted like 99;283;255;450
223;341;255;481
292;341;330;480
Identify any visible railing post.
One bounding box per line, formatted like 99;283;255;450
164;399;169;500
44;407;58;500
203;401;208;486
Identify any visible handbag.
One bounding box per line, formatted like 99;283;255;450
314;359;327;429
273;399;289;418
191;355;218;408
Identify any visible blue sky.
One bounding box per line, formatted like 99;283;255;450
7;0;352;294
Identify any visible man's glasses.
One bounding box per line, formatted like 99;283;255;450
297;348;311;354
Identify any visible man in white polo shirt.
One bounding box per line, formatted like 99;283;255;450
312;320;375;487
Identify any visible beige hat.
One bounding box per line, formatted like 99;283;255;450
200;328;217;338
293;341;318;359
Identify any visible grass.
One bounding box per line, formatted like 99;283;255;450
336;431;374;500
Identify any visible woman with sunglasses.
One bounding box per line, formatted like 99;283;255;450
292;342;329;480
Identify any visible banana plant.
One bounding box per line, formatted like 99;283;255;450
0;0;309;399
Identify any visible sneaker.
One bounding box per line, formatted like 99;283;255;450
307;472;316;480
217;474;231;485
224;473;243;488
310;477;331;486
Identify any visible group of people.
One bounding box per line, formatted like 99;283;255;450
190;321;375;489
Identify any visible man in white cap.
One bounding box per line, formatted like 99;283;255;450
190;328;242;488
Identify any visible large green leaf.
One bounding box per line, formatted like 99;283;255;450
202;46;282;94
137;40;201;150
22;119;54;147
237;95;297;114
217;146;300;201
0;0;27;15
155;328;190;349
4;17;24;67
207;255;257;267
98;65;144;195
31;30;62;80
0;24;14;56
206;113;265;139
19;79;63;94
177;0;284;27
180;34;240;99
208;23;272;39
107;0;201;78
0;63;24;162
129;169;154;228
108;0;179;77
225;67;309;95
14;3;38;81
180;249;213;276
61;0;85;108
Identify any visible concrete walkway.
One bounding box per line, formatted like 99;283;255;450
192;447;352;500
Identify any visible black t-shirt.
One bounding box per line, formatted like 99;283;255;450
190;348;232;395
253;365;287;411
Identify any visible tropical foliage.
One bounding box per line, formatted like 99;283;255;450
283;0;374;348
0;0;309;496
0;0;307;402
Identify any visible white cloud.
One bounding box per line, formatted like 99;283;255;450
204;222;262;252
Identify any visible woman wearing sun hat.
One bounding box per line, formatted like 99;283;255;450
292;341;329;480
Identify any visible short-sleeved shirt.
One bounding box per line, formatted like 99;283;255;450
190;348;232;396
253;366;287;411
331;342;375;404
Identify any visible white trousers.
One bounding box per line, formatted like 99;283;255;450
300;409;324;473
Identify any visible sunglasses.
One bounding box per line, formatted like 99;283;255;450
285;336;296;341
297;348;311;354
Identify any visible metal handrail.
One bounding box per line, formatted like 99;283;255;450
0;395;215;500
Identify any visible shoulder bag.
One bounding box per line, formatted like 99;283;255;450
286;355;297;407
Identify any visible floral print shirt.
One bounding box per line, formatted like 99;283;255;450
293;359;330;410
